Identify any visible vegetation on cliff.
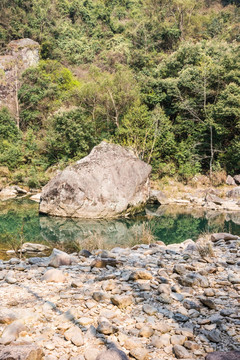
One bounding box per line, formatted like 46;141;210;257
0;0;240;186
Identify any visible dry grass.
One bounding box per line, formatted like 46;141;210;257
196;234;214;258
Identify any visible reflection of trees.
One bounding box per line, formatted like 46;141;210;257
1;200;240;253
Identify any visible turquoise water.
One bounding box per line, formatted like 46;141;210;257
0;198;240;258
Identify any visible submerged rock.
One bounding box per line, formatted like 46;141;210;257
39;141;151;218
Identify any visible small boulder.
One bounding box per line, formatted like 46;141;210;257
173;345;191;359
64;326;84;346
111;295;133;308
233;175;240;185
211;233;238;242
0;344;44;359
227;187;240;199
42;269;66;283
205;351;240;360
226;175;236;186
40;142;151;218
48;248;72;267
96;348;129;360
0;320;26;345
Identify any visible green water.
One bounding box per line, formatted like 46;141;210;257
0;198;240;259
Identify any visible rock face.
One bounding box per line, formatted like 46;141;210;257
0;39;40;116
40;142;152;218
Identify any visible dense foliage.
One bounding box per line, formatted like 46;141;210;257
0;0;239;185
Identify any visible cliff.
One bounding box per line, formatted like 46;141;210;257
0;38;40;118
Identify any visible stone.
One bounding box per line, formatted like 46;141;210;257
173;345;191;359
139;325;154;338
228;273;240;284
30;193;41;202
142;304;157;316
152;334;170;347
48;248;72;267
0;344;44;359
205;330;222;343
111;295;133;308
226;175;236;186
91;258;118;268
173;264;186;275
78;317;93;326
129;348;149;360
97;321;118;335
205;193;223;205
96;349;129;360
171;335;186;345
227;187;240;199
84;347;101;360
211;233;238;242
173;313;189;323
129;270;152;280
64;326;84;346
205;351;240;360
148;189;168;205
42;269;66;283
233;175;240;185
21;242;49;252
0;311;17;324
0;320;26;345
79;249;92;258
199;297;216;309
40;142;151;218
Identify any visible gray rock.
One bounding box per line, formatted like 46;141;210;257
142;304;157;316
48;248;72;267
129;348;149;360
173;313;189;322
226;175;236;186
173;264;186;275
173;344;191;358
148;190;168;205
211;233;238;242
40;142;151;218
199;297;216;309
227;187;240;199
204;330;222;343
96;349;129;360
205;351;240;360
205;193;223;205
79;249;92;258
233;175;240;185
97;321;118;335
21;242;50;252
0;344;44;359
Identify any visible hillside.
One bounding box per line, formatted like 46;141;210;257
0;0;239;188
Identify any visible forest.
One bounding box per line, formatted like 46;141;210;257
0;0;239;187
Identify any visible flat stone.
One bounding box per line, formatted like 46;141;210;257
173;344;191;359
64;326;84;346
0;320;26;345
142;304;157;316
111;295;133;308
129;270;153;280
199;297;216;309
42;269;66;282
0;344;44;359
96;348;129;360
205;351;240;360
211;233;238;242
129;348;149;360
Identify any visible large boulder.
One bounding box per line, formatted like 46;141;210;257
39;142;151;218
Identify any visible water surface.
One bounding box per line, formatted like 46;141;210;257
0;198;240;259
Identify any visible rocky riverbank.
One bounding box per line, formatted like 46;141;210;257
0;234;239;360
